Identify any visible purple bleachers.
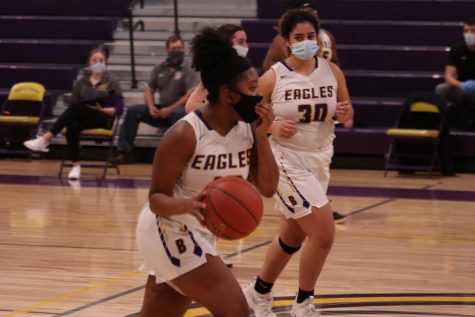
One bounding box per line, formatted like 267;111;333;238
336;46;448;72
324;22;461;47
243;20;461;46
248;44;448;72
334;128;389;155
0;40;99;64
345;70;442;99
0;0;134;16
257;0;475;22
248;0;475;170
351;99;402;128
0;0;136;110
244;0;467;126
0;65;78;91
334;128;475;158
0;17;118;40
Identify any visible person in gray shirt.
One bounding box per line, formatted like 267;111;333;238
24;48;124;180
115;35;199;163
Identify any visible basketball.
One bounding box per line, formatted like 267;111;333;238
201;176;264;240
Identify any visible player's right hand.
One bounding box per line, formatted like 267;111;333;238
187;192;207;226
269;119;298;139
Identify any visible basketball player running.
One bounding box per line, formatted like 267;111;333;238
244;9;354;317
135;27;279;317
185;24;250;113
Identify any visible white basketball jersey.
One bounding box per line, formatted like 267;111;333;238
168;111;254;231
270;57;337;151
319;29;333;61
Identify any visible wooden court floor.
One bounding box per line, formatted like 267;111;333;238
0;159;474;317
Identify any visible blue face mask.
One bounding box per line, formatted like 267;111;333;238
290;40;319;60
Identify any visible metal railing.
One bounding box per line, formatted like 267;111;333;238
128;0;145;89
127;0;181;89
173;0;180;36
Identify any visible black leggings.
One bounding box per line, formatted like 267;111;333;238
50;105;110;162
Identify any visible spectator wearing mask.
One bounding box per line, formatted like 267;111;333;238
115;35;199;164
24;48;124;180
436;17;475;130
185;24;250;113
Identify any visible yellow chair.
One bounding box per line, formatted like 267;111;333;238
384;92;448;176
58;115;121;179
0;82;45;156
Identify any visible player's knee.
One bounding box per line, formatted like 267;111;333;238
279;237;301;254
308;229;334;252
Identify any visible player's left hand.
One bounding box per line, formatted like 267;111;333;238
335;101;354;123
253;102;275;136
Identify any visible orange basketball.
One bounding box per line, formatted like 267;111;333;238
201;176;263;240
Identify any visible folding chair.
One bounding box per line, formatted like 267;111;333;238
58;115;121;179
384;91;448;176
0;82;45;157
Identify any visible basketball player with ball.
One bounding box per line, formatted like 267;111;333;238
244;8;354;317
135;27;279;317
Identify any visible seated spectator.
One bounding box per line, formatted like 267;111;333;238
261;0;340;73
435;17;475;130
114;35;199;164
24;48;124;180
185;24;249;113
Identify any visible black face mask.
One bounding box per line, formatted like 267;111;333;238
166;50;184;66
230;90;263;123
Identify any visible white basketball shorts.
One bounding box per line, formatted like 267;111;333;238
136;204;218;284
270;138;333;219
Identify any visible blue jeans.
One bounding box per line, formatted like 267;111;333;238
118;104;186;152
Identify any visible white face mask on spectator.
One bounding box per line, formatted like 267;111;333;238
464;33;475;47
463;33;475;46
234;45;249;57
90;62;107;74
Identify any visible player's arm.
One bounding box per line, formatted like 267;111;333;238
262;35;286;73
148;122;205;217
249;101;279;198
185;83;208;113
258;68;276;105
261;68;298;138
330;62;354;123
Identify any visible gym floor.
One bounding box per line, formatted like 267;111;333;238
1;160;474;316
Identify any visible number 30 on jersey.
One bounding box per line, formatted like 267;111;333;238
298;103;328;123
